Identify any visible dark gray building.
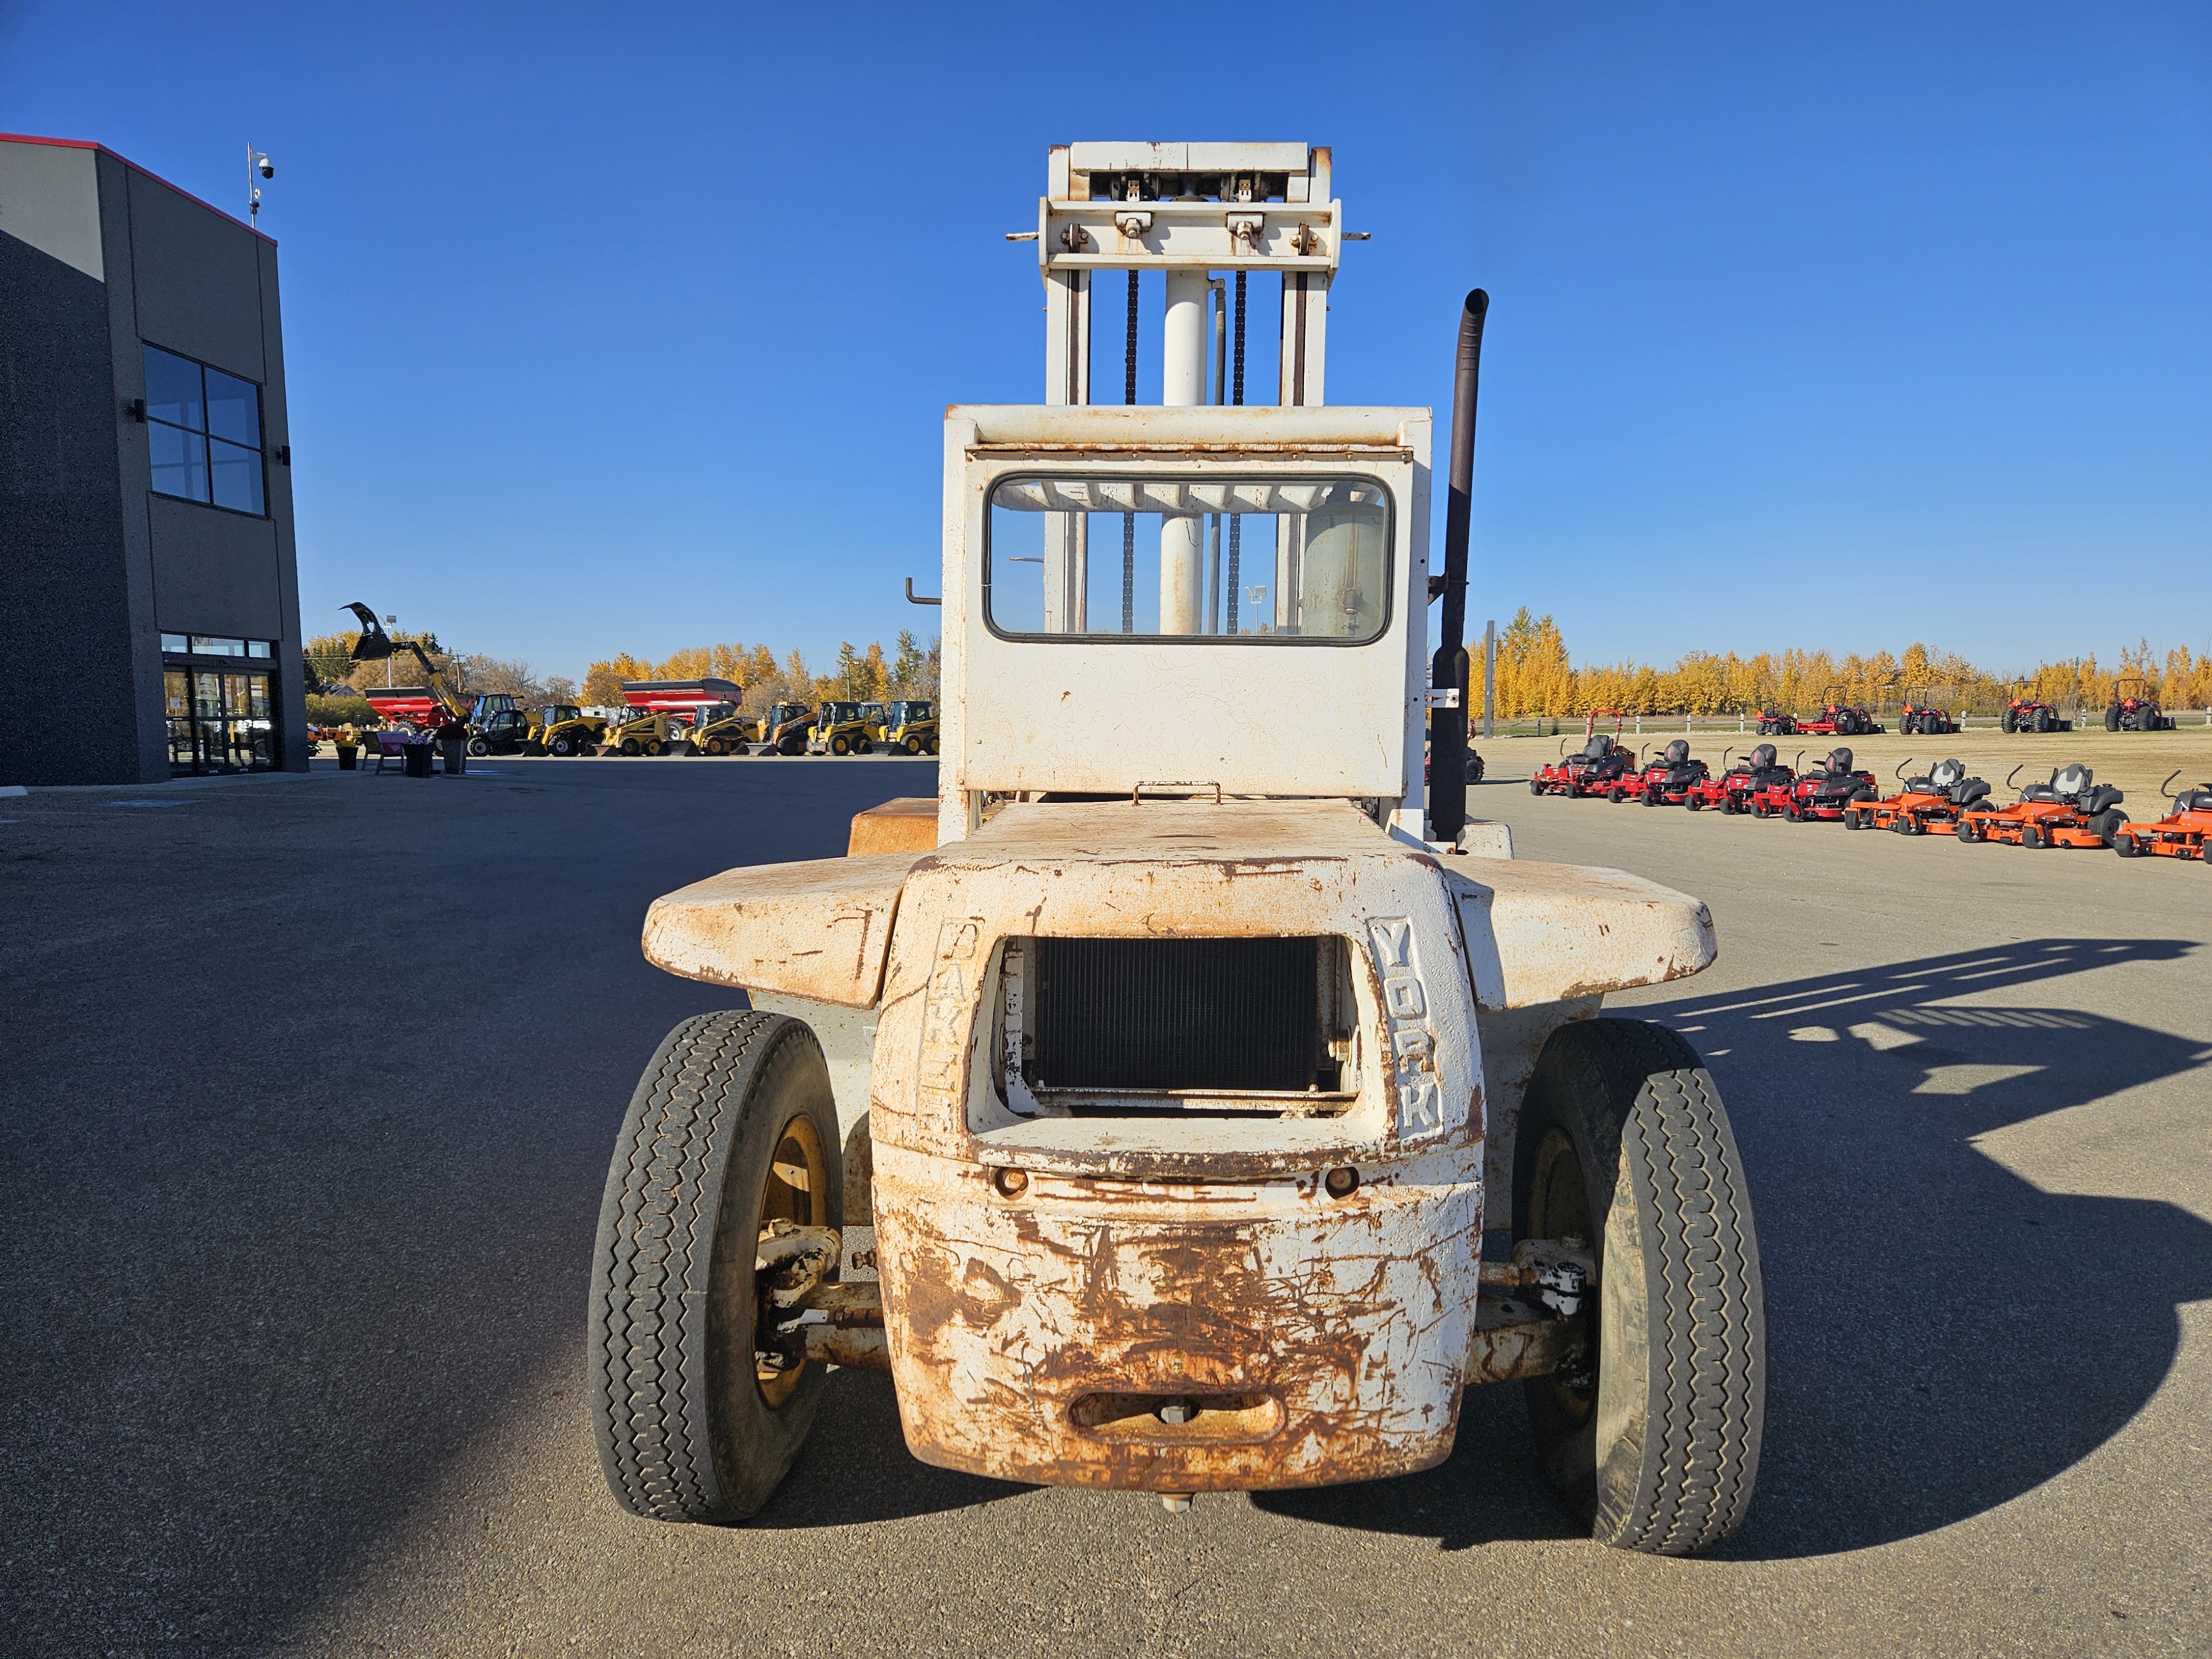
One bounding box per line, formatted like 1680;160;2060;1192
1;132;305;784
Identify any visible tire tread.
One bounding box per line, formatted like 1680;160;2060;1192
589;1010;781;1522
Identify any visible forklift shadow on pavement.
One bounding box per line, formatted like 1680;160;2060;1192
1255;937;2212;1558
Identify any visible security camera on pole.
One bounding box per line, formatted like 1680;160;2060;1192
246;146;274;231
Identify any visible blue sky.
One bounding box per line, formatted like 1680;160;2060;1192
4;1;2205;680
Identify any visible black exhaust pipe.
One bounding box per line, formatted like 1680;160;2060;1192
1428;289;1489;843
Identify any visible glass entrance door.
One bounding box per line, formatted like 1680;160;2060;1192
165;660;276;774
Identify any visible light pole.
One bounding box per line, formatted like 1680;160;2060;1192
246;147;274;231
384;614;397;688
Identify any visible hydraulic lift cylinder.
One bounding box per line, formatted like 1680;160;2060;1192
1160;270;1209;633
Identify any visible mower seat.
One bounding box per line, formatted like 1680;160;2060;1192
2052;763;2093;798
1823;748;1854;775
1580;737;1613;760
1749;744;1779;770
2173;789;2212;813
1661;739;1690;765
1949;779;1992;807
1928;759;1965;790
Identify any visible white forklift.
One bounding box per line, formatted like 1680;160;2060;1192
588;142;1764;1554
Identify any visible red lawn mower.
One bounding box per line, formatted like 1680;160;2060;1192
2104;676;2174;732
1686;743;1792;813
1749;747;1876;821
1608;738;1710;806
1528;711;1631;797
2113;774;2212;862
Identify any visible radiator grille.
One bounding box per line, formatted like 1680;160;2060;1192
1031;937;1318;1093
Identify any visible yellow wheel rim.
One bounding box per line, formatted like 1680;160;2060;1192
755;1112;830;1408
1527;1126;1597;1428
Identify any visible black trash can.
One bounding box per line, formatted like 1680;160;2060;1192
440;737;467;775
403;742;434;778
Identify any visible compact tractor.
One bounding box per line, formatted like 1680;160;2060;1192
2000;685;2069;733
586;142;1764;1554
880;700;941;755
1757;687;1881;739
1684;743;1792;813
1845;758;1991;834
2104;676;2173;732
1897;687;1958;736
2113;774;2212;861
1957;763;2126;848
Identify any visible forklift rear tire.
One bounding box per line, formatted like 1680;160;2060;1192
589;1011;843;1526
1516;1019;1765;1556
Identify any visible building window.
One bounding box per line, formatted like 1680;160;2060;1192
160;634;279;658
143;344;265;515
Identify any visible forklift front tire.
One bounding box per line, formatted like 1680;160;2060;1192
1515;1018;1765;1556
589;1011;843;1526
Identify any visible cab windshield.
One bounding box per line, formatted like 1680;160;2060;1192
817;702;864;725
985;471;1393;642
543;706;581;724
889;701;932;723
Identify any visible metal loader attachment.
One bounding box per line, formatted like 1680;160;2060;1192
587;141;1766;1553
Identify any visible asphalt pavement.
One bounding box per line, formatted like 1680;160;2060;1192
3;754;2206;1657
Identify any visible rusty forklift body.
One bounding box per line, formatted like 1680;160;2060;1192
588;142;1765;1553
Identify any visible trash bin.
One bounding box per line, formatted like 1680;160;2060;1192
441;737;467;775
403;742;434;778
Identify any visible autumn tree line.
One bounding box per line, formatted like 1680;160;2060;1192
578;633;941;712
304;610;2205;726
1479;609;2212;719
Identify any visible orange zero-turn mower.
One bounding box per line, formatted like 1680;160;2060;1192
1846;758;1991;835
2112;773;2212;862
1957;763;2127;848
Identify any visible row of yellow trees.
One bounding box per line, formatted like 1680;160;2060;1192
580;633;940;712
1481;610;2212;718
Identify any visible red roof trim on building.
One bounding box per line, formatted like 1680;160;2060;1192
0;132;278;247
